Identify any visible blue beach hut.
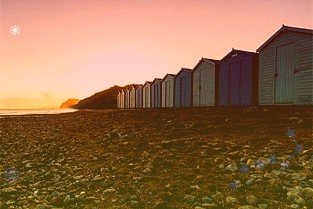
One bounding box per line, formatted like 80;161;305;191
218;49;258;106
174;68;192;107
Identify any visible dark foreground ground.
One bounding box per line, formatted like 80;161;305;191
0;106;312;209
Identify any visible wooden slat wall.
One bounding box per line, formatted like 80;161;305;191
259;31;313;105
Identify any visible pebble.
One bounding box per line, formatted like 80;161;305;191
257;204;268;209
103;188;116;194
211;192;224;205
226;163;238;172
302;187;313;199
1;187;17;194
287;191;307;205
143;167;152;174
184;195;195;203
246;194;258;205
238;206;259;209
202;197;213;203
64;195;71;204
225;196;238;205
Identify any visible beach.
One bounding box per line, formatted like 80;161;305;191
0;107;312;209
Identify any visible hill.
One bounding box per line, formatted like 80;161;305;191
60;98;80;109
73;85;134;109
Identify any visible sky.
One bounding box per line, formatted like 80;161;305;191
0;0;312;109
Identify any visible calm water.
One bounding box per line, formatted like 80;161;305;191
0;108;77;116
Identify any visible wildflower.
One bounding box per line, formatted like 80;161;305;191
240;164;249;173
269;155;278;164
3;167;19;182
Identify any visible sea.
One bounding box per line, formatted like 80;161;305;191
0;108;77;116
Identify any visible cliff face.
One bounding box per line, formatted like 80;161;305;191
60;99;80;109
73;85;133;109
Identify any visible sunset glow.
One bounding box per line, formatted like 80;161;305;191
0;0;312;108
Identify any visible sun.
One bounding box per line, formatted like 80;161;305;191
10;25;20;35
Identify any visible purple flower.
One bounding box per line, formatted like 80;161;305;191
230;181;238;190
269;155;277;164
295;144;303;153
255;160;265;169
240;164;249;173
3;167;19;182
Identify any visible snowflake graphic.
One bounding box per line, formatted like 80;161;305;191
10;25;20;36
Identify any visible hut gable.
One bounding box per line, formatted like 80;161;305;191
257;25;313;105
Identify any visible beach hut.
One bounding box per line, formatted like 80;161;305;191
135;85;143;108
218;49;258;106
161;74;175;107
143;81;152;108
130;85;136;108
192;58;219;106
125;89;130;109
117;91;121;108
174;68;192;107
151;78;162;108
257;25;313;105
120;90;125;108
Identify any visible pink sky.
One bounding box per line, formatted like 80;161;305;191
0;0;312;108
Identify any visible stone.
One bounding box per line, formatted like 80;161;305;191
103;188;116;194
211;192;224;205
184;195;195;203
225;196;238;205
64;195;71;204
143;167;152;174
226;163;238;172
288;173;306;181
287;191;306;205
246;194;257;205
257;204;268;209
302;187;313;199
202;197;213;203
1;187;17;194
238;206;258;209
201;203;219;208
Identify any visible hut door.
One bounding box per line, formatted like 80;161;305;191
180;77;186;107
229;62;241;105
275;44;294;104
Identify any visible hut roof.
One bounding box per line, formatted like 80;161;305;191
218;49;257;64
257;25;313;52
